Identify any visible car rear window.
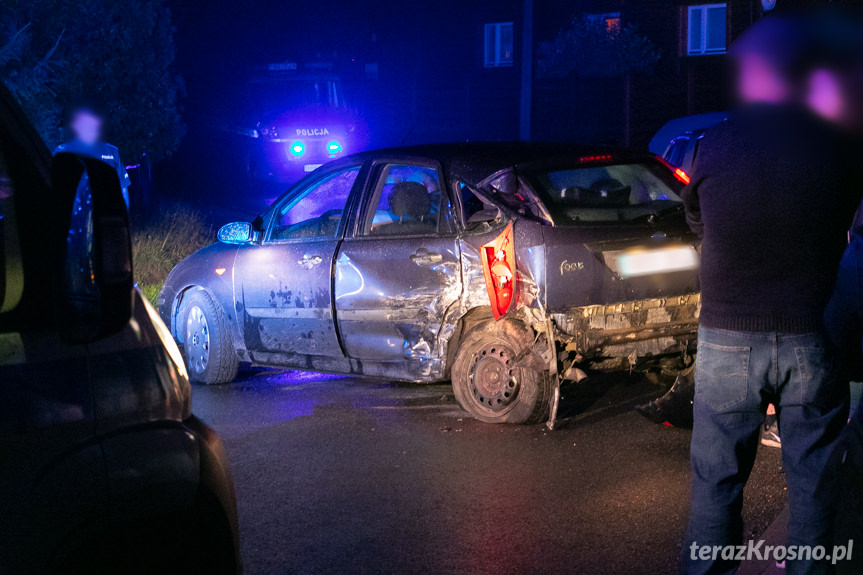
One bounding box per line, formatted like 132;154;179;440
525;161;683;224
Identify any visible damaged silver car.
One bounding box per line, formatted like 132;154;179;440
159;143;701;425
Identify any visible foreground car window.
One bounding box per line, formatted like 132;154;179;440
63;177;97;300
270;166;360;240
528;162;683;223
0;148;22;313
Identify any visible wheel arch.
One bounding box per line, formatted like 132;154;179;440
170;283;246;360
443;306;494;379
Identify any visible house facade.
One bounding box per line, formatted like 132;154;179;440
377;0;819;149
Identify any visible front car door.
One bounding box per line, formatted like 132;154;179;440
334;160;461;381
234;164;364;368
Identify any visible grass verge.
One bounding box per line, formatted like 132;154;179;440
132;204;214;306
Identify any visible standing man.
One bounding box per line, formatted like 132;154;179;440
681;16;861;575
54;102;131;209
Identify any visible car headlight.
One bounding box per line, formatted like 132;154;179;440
260;126;279;138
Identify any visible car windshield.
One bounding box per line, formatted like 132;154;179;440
249;79;338;114
525;161;684;224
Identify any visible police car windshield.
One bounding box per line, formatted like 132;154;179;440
525;161;683;224
251;80;337;113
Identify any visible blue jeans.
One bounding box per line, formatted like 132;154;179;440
683;326;849;575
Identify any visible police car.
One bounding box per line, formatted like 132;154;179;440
242;62;362;183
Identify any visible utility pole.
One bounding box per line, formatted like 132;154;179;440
519;0;533;141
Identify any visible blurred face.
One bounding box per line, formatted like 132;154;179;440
736;53;793;105
807;67;863;132
69;109;103;145
807;69;845;121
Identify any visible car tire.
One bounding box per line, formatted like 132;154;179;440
451;319;552;424
182;290;238;385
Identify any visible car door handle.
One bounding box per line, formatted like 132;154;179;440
298;254;323;269
410;249;443;266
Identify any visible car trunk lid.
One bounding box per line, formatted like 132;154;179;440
541;217;700;311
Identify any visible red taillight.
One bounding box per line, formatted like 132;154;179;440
480;222;516;319
656;155;691;185
673;167;691;185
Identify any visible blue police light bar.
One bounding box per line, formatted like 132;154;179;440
327;141;342;154
290;142;305;156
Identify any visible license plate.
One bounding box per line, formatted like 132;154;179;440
616;246;699;278
304;163;323;172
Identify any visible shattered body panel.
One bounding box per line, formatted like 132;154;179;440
160;142;702;388
334;233;461;380
552;293;701;364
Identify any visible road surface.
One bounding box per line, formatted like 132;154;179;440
192;369;786;574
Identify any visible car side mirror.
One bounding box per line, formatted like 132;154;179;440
218;221;254;244
52;153;133;343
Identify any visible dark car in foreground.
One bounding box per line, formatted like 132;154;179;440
160;143;701;425
0;85;240;573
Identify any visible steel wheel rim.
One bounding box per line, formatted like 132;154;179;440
185;305;210;374
468;343;520;413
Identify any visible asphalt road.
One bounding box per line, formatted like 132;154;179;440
192;369;786;575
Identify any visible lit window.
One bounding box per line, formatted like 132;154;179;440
604;13;621;35
587;12;622;36
687;3;727;56
484;22;514;68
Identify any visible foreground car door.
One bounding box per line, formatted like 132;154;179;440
334;161;460;379
234;165;362;364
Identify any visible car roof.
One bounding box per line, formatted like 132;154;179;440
648;112;727;155
337;141;652;185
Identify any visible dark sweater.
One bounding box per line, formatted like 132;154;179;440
682;104;863;333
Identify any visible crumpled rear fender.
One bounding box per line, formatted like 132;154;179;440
439;218;551;378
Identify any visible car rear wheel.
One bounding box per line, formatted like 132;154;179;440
451;319;552;424
183;290;238;385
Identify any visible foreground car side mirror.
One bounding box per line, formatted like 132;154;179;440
52;153;133;343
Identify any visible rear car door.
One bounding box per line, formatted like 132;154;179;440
334;160;460;377
234;164;363;363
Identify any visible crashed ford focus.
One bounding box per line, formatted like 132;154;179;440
159;143;701;425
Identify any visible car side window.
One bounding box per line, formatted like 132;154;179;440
459;182;487;221
269;166;360;241
0;146;22;314
456;181;501;230
364;164;440;236
664;135;690;168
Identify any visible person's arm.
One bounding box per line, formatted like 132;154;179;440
825;233;863;379
681;184;702;238
114;151;131;210
680;155;704;239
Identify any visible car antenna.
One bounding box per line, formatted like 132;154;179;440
401;123;416;146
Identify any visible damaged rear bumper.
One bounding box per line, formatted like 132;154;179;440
550;293;701;363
